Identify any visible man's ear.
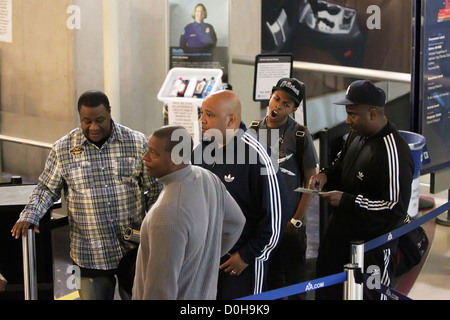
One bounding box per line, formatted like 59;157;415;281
227;113;237;127
369;107;378;121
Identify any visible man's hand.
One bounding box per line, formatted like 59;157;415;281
219;252;248;276
318;190;343;207
11;221;39;239
285;220;301;234
308;172;327;191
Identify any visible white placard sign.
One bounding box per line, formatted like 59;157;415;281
167;100;200;144
253;54;293;101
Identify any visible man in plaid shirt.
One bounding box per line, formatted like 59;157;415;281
11;90;162;300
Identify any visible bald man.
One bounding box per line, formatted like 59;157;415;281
193;90;292;299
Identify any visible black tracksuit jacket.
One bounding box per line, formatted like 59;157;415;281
322;121;414;242
192;122;292;297
316;121;414;300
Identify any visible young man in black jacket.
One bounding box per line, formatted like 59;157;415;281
309;80;414;300
193;90;292;300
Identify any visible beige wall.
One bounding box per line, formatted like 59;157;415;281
0;0;262;180
0;0;75;179
116;0;167;136
229;0;265;124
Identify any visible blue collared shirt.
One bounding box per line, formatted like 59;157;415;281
180;21;217;48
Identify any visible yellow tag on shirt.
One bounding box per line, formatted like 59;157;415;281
70;146;84;155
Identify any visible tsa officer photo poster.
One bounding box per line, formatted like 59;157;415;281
169;0;229;82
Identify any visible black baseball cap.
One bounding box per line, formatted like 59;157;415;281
334;80;386;107
272;78;304;107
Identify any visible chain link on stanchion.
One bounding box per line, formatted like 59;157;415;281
22;228;38;300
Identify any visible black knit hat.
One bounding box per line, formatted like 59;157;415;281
334;80;386;107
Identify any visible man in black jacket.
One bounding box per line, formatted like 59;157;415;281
193;90;292;299
309;80;414;300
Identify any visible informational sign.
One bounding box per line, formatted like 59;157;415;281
253;54;308;125
0;0;12;43
420;0;450;173
167;100;200;144
169;0;229;82
253;54;293;101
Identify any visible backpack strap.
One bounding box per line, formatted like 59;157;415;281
250;120;261;131
251;119;306;182
295;124;307;184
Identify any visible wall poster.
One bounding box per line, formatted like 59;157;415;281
261;0;414;134
261;0;412;73
169;0;229;82
420;0;450;173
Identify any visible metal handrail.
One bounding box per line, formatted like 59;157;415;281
232;55;411;83
0;134;53;149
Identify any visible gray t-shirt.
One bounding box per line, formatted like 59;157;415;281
255;116;318;208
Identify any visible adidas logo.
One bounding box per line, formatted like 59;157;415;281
224;174;235;183
387;233;393;241
357;171;364;181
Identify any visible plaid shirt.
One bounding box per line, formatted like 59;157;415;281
19;121;162;270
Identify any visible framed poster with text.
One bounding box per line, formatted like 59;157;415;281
419;0;450;173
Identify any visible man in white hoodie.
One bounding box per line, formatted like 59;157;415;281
132;125;245;300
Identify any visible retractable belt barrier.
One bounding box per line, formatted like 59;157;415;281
237;272;347;300
236;202;448;300
355;202;449;300
20;202;448;300
364;202;449;252
361;274;411;300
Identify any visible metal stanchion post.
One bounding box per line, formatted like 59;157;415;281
351;240;364;300
343;263;361;300
344;263;363;300
436;190;450;227
22;228;38;300
351;240;364;268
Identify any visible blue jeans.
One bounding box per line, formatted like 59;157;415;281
79;275;116;300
